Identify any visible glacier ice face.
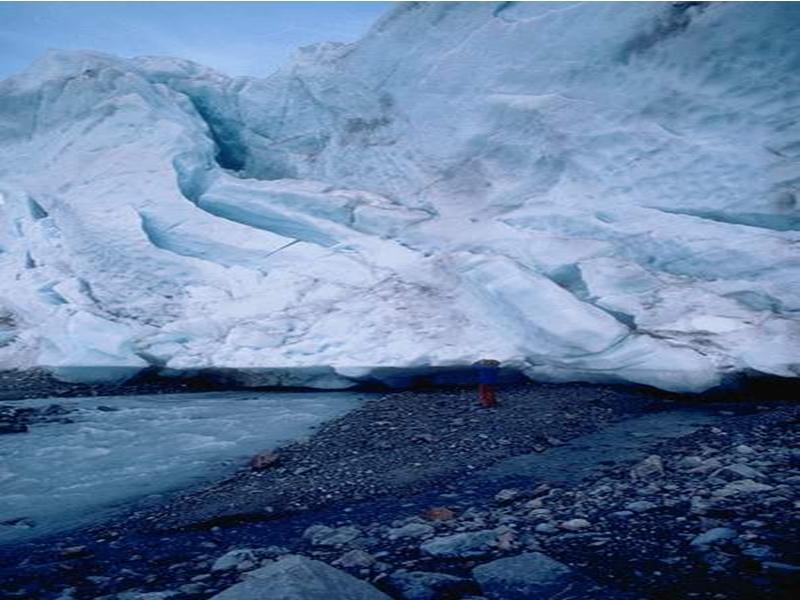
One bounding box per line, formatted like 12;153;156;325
0;2;798;392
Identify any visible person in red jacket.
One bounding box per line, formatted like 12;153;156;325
474;359;501;408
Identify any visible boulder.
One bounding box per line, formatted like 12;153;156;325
209;555;391;600
473;552;596;599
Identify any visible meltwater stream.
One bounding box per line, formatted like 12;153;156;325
0;391;367;543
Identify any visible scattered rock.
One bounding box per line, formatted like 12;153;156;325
625;501;657;513
690;527;738;547
335;549;376;569
560;518;591;531
251;451;280;471
303;525;361;547
630;455;664;480
384;571;474;600
210;555;391;599
494;489;521;505
714;479;774;497
61;546;92;558
212;549;261;572
762;561;800;574
710;464;768;483
424;507;455;521
388;522;434;540
421;530;503;558
472;552;596;600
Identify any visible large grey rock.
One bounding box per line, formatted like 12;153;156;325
472;553;595;600
209;555;391;600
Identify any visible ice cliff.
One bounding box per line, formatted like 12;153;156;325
0;1;798;392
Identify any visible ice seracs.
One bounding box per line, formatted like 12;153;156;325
0;2;798;392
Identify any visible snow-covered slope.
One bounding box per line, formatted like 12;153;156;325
0;1;798;392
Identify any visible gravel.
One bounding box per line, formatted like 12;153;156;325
0;382;797;600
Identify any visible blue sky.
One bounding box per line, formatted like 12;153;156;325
0;1;390;80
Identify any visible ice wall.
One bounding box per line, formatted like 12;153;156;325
0;2;798;392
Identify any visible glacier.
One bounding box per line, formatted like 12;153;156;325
0;1;798;393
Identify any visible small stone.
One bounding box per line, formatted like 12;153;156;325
385;571;472;600
494;489;521;505
560;518;591;531
607;510;634;520
424;507;455;521
625;501;657;513
535;522;559;534
212;549;260;572
335;549;375;569
388;523;434;540
762;561;800;574
303;525;361;546
690;527;738;547
741;520;766;528
710;464;768;483
61;546;91;558
630;455;664;480
420;530;502;558
715;479;774;497
250;451;279;471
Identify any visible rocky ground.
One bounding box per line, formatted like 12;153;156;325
0;369;228;402
0;382;798;599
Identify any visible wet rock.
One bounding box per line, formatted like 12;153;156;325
385;571;473;600
421;529;502;558
211;555;391;599
472;552;596;600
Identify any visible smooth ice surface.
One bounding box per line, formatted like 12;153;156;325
0;2;798;392
0;391;366;543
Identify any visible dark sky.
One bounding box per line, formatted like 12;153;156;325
0;1;391;80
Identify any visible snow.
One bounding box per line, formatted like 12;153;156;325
0;2;798;392
0;391;366;543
